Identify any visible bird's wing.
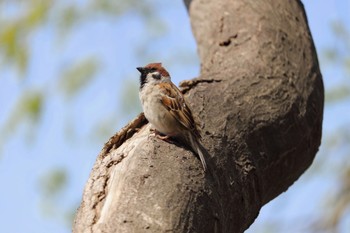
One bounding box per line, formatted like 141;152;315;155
158;82;201;139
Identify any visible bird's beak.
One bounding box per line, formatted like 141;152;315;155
136;67;145;73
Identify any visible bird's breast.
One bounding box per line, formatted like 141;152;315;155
140;86;178;135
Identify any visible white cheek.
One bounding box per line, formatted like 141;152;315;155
146;72;162;85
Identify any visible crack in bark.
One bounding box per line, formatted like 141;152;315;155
179;78;222;94
101;113;148;156
219;34;238;46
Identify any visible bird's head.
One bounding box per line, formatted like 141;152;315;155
137;63;170;88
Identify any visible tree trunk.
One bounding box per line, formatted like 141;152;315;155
73;0;324;232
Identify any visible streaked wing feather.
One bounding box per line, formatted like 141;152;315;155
158;82;201;138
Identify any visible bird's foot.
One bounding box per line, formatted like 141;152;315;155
149;129;173;142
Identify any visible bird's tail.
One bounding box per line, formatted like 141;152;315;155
188;134;209;172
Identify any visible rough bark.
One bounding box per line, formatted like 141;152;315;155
73;0;324;232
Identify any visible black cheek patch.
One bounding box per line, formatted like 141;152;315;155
152;73;161;80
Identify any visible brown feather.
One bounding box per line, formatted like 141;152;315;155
158;82;201;139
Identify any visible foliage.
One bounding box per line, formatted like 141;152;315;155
0;0;158;230
59;57;99;97
0;0;192;232
315;21;350;232
324;21;350;103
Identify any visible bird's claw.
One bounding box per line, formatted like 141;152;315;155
149;128;173;142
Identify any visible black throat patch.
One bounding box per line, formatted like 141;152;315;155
139;72;148;89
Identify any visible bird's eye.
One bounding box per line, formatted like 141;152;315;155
150;68;157;72
152;73;161;80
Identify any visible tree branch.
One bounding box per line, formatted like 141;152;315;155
73;0;324;232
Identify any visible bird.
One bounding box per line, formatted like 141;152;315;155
137;62;209;171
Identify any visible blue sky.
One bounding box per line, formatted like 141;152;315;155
0;1;349;233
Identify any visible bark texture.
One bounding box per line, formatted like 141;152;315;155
73;0;324;232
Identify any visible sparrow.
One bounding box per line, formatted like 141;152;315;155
137;62;209;171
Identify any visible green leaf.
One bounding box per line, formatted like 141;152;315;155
323;48;338;63
325;86;350;103
39;168;68;197
17;91;43;122
0;25;18;59
24;0;51;27
59;57;99;97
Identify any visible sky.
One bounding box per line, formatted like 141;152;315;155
0;1;349;233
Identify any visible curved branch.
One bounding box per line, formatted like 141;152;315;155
73;0;324;232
